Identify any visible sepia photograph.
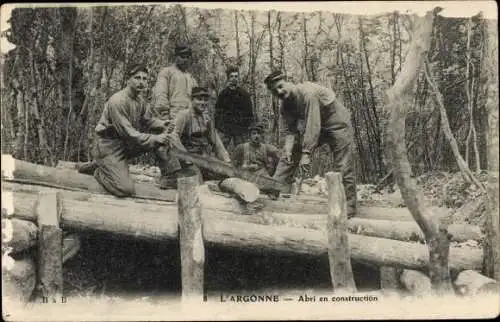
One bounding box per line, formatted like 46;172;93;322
1;1;498;320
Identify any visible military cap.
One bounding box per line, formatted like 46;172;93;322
192;86;210;98
264;70;285;89
175;43;192;56
125;64;148;79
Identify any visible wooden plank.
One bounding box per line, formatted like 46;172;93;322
36;191;63;300
326;172;356;292
178;175;205;302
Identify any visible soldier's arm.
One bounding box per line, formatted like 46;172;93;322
151;68;171;115
232;144;245;169
209;120;231;163
169;111;189;152
108;99;159;148
300;92;321;154
142;103;168;131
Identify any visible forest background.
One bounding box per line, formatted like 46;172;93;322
0;3;498;184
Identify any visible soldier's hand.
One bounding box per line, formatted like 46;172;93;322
153;132;171;146
163;119;175;133
244;164;260;171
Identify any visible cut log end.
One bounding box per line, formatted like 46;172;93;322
454;270;499;296
219;177;260;203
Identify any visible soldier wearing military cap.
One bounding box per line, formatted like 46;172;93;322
264;70;357;217
164;86;231;186
232;122;280;177
78;64;176;197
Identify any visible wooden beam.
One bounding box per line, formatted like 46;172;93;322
2;154;176;202
36;191;63;300
178;175;205;302
326;172;356;292
380;267;401;293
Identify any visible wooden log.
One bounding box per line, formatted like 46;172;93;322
326;172;356;292
400;269;432;296
219;177;260;203
36;191;63;300
2;218;38;253
380;267;401;293
178;175;205;302
5;186;483;272
3;181;482;243
1;154;176;202
2;257;36;303
454;270;499;296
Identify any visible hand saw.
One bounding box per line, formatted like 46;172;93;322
169;145;289;193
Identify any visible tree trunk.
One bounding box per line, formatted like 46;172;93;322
235;11;241;66
385;8;454;295
483;17;500;282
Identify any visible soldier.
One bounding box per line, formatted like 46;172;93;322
263;71;357;218
214;66;254;150
232;123;280;177
169;86;231;183
151;43;198;184
78;64;175;197
152;43;198;121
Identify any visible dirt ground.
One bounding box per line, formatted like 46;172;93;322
61;170;490;300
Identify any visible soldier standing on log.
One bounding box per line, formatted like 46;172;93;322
232;122;280;177
78;64;175;197
151;43;198;186
264;71;358;218
214;66;255;151
168;86;232;185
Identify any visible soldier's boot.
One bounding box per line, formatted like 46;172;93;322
77;161;98;175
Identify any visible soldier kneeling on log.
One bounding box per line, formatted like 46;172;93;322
78;64;176;197
165;86;232;186
232;122;280;177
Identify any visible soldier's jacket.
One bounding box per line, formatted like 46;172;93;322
151;65;198;118
281;81;352;154
232;142;280;176
95;89;165;155
172;108;230;162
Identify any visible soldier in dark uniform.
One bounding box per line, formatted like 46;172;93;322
214;66;255;150
79;64;176;197
264;71;357;218
232;123;280;177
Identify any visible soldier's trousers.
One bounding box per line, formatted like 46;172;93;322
272;127;357;217
91;136;181;197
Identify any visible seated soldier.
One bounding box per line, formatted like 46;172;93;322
78;64;176;197
168;86;231;183
232;123;280;177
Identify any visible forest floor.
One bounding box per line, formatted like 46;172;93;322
59;169;490;304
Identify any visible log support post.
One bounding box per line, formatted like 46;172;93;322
36;191;63;301
380;267;401;294
326;172;356;293
178;175;205;302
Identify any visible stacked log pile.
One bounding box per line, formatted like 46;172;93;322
2;154;497;302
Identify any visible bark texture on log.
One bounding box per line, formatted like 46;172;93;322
400;269;432;296
178;176;205;302
5;186;483;271
384;8;453;294
219;177;260;203
454;270;499;296
2;154;176;202
326;172;356;292
2;218;38;253
4;181;481;242
36;192;63;299
380;267;400;293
